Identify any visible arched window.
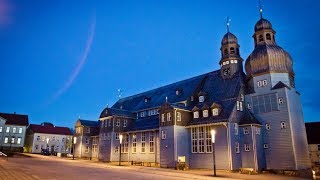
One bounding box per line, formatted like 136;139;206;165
258;35;263;42
230;47;235;54
224;48;228;56
266;33;271;40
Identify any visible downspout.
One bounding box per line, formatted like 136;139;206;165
174;109;177;167
226;123;233;170
251;125;258;171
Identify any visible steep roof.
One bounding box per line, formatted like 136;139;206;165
0;113;29;126
111;72;207;112
78;119;99;127
125;116;159;132
29;124;73;135
305;122;320;144
100;108;135;119
239;109;261;125
271;81;291;90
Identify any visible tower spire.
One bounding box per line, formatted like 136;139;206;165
226;16;231;32
258;0;263;19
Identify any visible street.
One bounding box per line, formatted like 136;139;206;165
0;154;310;180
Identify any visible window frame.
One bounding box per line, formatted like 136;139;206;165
149;131;155;153
243;127;249;135
203;110;209;117
280;121;286;129
193;111;199;119
176;112;181;121
199;96;205;103
161;130;166;140
161;114;165;122
266;123;271;130
244;144;250;152
212;108;219;116
141;132;146;153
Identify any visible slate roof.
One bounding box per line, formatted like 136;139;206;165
305;122;320;144
125;116;159;132
78;119;99;127
271;81;291;90
111;72;207;111
29;124;73;135
100;108;135;119
0;113;29;126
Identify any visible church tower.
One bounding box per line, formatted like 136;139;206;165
244;4;311;171
220;17;243;79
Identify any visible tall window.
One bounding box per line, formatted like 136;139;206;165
108;120;111;127
161;114;165;122
193;111;199;119
0;127;2;133
256;127;261;134
123;134;129;153
11;137;15;144
176;112;181;121
115;133;119;140
161;130;166;139
167;113;171;121
85;137;89;144
141;132;146;153
205;127;212;153
191;128;198;153
149;132;154;153
6;127;10;133
123;119;127;127
203;110;208;117
191;127;213;153
258;34;263;42
132;133;137;153
198;127;205;153
86;127;90;133
236;101;243;111
266;33;271;40
4;137;8;143
17;137;22;145
12;127;16;133
115;146;119;154
230;47;235;54
76;127;81;134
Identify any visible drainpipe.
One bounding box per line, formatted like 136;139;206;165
226;123;233;171
251;125;258;171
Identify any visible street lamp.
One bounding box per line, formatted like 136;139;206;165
211;129;216;177
73;137;77;160
119;134;123;166
46;137;50;152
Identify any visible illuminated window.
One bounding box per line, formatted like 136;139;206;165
141;132;146;153
161;114;165;122
6;127;10;133
4;137;8;143
132;133;137;153
176;112;181;121
116;119;120;127
203;110;208;117
212;108;219;116
191;127;213;154
12;127;16;133
0;127;2;133
149;132;154;153
123;119;127;127
193;111;199;119
167;113;171;121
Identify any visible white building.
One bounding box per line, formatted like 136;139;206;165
0;112;29;152
25;123;73;154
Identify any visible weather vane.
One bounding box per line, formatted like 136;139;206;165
258;0;263;19
226;16;231;32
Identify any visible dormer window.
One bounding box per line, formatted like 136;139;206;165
199;96;205;103
161;114;165;122
167;113;171;121
203;110;208;117
212;108;219;116
193;111;199;119
140;111;145;117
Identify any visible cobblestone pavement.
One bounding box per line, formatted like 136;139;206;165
0;154;316;180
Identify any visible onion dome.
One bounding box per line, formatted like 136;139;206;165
221;32;238;45
245;44;294;77
254;18;273;32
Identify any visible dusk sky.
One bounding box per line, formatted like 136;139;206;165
1;0;319;128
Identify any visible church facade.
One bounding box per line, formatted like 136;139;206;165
95;11;311;171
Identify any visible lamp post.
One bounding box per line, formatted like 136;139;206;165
211;129;216;177
119;134;123;166
73;137;77;160
46;137;49;153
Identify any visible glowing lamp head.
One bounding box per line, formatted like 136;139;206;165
73;137;77;144
211;129;216;143
46;137;50;144
119;134;123;144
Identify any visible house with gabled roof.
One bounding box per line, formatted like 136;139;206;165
0;112;29;152
25;122;73;154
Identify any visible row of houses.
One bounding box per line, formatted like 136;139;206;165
0;112;73;155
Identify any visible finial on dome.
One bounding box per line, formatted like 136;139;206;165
258;0;263;19
226;16;231;32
